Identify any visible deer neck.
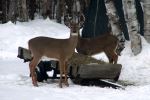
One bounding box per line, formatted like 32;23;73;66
69;31;79;48
70;30;79;38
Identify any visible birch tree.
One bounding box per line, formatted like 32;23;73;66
141;0;150;43
105;0;125;55
123;0;142;55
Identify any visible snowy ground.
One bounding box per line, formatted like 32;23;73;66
0;19;150;100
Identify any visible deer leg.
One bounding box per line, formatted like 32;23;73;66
113;53;118;64
29;57;39;87
105;50;113;64
108;50;118;64
106;54;113;63
58;60;63;88
64;61;69;86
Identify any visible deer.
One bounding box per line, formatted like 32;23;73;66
76;32;119;64
28;14;84;88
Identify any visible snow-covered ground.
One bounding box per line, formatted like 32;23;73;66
0;19;150;100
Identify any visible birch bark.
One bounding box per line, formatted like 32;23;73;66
141;0;150;43
123;0;142;55
105;0;125;55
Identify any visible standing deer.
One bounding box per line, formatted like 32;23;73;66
28;14;84;88
76;32;119;64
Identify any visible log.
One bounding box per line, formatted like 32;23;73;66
69;63;122;81
17;47;32;62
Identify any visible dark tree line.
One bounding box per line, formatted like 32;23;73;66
0;0;90;24
0;0;144;40
0;0;143;37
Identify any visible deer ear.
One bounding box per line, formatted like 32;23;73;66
64;21;71;28
79;14;85;28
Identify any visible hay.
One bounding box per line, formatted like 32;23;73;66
68;52;105;66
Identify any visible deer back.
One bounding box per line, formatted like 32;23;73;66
28;36;78;60
76;33;118;55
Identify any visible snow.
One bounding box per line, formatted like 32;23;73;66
0;18;150;100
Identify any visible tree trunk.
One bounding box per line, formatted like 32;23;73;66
22;0;28;21
41;0;48;19
142;0;150;43
47;0;52;19
123;0;142;55
51;0;57;19
28;0;36;20
135;0;144;36
56;0;64;23
65;0;73;16
1;0;8;23
18;0;28;22
8;0;17;23
113;0;130;40
104;0;125;55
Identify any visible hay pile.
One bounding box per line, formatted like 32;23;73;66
68;52;105;66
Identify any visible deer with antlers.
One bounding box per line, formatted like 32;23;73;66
28;14;84;88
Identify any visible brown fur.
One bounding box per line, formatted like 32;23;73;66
28;23;80;88
76;33;119;64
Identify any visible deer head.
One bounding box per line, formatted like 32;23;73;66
64;14;85;32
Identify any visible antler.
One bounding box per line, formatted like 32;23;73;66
64;0;85;28
79;13;85;28
64;14;72;28
64;13;85;29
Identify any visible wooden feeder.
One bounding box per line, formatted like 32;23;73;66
17;46;123;88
